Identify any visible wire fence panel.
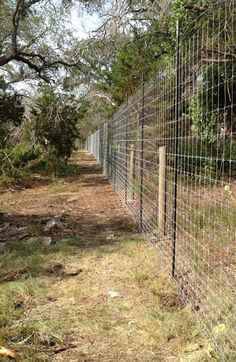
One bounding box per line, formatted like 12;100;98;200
86;2;236;360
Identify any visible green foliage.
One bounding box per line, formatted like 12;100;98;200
32;85;79;160
0;83;81;187
101;27;169;104
42;146;77;177
10;143;42;167
0;143;42;184
189;96;217;143
188;62;236;177
170;0;211;42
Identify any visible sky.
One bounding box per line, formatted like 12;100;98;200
70;10;100;39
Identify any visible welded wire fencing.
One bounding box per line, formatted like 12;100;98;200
86;2;236;360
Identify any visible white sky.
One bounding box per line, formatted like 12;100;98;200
70;10;100;39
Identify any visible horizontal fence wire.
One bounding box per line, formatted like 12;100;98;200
85;2;236;360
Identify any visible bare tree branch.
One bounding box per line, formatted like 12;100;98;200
12;0;24;53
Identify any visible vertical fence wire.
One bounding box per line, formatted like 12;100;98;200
86;2;236;359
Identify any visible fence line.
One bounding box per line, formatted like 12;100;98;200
86;2;236;360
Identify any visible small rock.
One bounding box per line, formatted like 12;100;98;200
108;290;120;298
42;237;52;245
128;320;137;327
57;221;67;229
44;219;66;231
106;234;115;240
44;219;57;231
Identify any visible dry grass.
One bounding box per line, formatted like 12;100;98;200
0;152;217;361
0;235;216;361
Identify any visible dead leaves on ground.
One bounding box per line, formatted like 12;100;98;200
0;268;28;284
0;346;19;360
46;263;82;277
0;263;82;285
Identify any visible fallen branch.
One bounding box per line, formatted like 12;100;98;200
64;269;82;277
39;343;77;354
53;344;78;354
0;267;28;283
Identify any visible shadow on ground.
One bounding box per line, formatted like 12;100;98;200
0;151;138;279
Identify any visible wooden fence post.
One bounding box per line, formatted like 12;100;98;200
158;146;167;237
129;144;135;201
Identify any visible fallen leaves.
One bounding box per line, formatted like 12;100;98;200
46;263;82;277
0;346;18;360
0;267;28;284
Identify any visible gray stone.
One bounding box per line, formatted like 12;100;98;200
42;237;52;245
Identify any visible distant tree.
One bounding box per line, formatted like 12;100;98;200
0;76;25;147
31;85;79;160
95;23;169;104
76;91;115;140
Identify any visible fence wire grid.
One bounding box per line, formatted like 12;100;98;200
86;2;236;360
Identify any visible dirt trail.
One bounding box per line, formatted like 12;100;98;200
0;152;132;242
0;151;211;362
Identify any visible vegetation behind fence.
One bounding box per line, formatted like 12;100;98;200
86;2;236;359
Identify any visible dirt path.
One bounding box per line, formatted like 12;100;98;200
0;151;212;361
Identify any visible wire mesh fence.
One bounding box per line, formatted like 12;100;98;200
85;2;236;359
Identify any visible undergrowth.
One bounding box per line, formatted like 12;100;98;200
0;143;79;189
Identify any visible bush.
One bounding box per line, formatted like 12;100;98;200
31;85;79;161
42;146;77;177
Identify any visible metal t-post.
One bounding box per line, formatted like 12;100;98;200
172;20;180;278
140;75;145;230
125;92;128;204
107;120;111;179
